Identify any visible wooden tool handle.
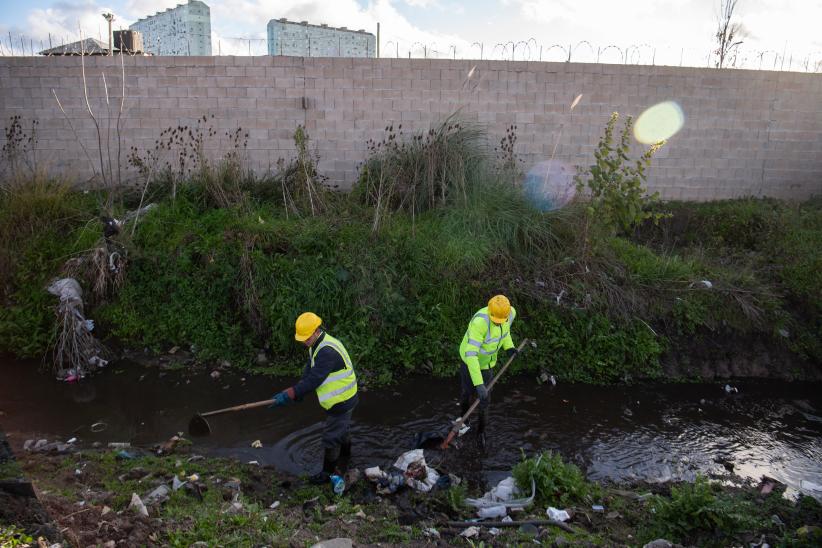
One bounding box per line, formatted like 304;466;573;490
440;338;529;449
200;398;273;418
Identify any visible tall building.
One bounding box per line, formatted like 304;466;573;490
267;19;375;57
129;0;212;56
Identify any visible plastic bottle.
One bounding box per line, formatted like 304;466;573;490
329;474;345;495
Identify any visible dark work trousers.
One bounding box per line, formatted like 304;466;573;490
459;362;493;434
322;408;354;456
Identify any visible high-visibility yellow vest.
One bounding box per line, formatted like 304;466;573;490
310;334;358;410
459;306;516;386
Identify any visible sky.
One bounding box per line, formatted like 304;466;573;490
0;0;820;68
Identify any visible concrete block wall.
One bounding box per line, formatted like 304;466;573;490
1;55;820;200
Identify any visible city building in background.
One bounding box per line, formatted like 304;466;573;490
267;19;375;57
130;0;212;56
113;30;144;54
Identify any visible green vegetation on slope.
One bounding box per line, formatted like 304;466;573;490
1;116;820;383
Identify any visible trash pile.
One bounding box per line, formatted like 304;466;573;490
364;449;443;494
47;278;107;381
46;203;158;380
465;475;536;518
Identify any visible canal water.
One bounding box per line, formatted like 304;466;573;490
1;358;821;498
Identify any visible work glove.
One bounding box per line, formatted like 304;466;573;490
475;384;489;408
270;390;293;408
506;347;519;360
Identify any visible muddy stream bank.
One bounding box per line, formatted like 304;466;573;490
1;357;821;500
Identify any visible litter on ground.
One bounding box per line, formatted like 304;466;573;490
364;449;440;494
466;475;535;512
547;507;571;522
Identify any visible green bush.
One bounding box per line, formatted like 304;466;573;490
512;451;600;508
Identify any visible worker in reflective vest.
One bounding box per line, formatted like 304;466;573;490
458;295;518;449
271;312;358;483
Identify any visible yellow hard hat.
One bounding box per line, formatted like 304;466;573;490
488;295;511;324
295;312;322;342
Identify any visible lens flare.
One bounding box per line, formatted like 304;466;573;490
523;160;576;212
633;101;684;144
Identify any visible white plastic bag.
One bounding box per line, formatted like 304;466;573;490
547;507;571;522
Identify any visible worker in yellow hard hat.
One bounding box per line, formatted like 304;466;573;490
458;295;517;450
271;312;358;484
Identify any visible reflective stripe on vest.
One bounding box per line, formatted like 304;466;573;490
310;334;357;410
462;307;516;368
472;310;514;345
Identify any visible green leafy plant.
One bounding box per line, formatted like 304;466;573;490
0;525;34;547
575;112;668;236
446;483;467;513
512;451;600;507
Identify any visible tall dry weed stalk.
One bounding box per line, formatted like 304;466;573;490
51;32;128;214
277;125;328;217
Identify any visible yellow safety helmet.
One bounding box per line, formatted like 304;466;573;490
488;295;511;324
295;312;322;342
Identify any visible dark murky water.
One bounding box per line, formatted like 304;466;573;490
1;358;821;498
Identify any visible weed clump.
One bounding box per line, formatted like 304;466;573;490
641;476;760;546
355;115;487;231
512;451;600;508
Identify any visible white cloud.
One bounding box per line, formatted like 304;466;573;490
5;0;820;65
402;0;441;7
24;1;127;50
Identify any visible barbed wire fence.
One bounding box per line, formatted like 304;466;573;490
2;29;820;73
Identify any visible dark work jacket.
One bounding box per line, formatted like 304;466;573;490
292;332;358;416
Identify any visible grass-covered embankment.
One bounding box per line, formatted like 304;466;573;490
1;116;820;383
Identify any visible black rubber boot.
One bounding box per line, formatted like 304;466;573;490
340;435;352;458
309;447;339;485
337;436;352;472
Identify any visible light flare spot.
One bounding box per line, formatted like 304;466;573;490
523;160;576;212
633;101;684;144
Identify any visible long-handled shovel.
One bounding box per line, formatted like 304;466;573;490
439;338;529;449
188;398;274;436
